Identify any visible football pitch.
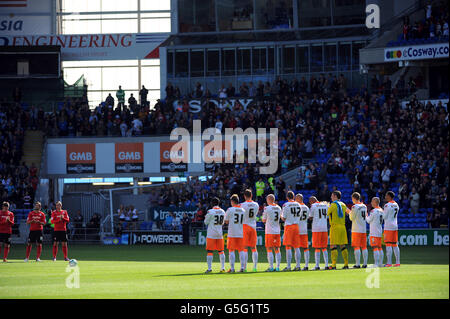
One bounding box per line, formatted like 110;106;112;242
1;245;448;299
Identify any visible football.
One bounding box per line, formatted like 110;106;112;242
69;259;78;267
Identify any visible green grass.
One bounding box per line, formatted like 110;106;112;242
0;245;448;299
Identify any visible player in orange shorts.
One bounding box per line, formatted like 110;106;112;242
308;196;330;270
366;197;384;267
262;194;282;272
203;197;226;273
349;192;368;268
280;191;301;271
241;189;260;272
295;194;310;271
224;194;246;273
383;191;400;267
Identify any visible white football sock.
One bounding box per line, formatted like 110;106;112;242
322;250;329;267
362;249;368;266
219;253;225;270
378;249;384;267
207;255;213;270
252;250;258;269
295;248;301;268
275;252;281;269
393;246;400;264
243;250;248;270
229;251;235;270
354;249;361;266
373;250;379;266
286;249;292;269
315;251;321;268
267;251;274;269
239;251;246;270
304;250;310;268
386;246;393;265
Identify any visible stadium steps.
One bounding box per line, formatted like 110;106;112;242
21;130;45;172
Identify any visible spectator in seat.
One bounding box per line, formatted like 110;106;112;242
105;93;114;107
128;94;137;112
181;212;191;244
139;85;148;107
164;212;174;230
409;187;420;215
116;86;125;108
130;205;139;230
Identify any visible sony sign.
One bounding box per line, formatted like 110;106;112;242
172;98;254;113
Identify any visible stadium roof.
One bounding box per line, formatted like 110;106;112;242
162;27;371;47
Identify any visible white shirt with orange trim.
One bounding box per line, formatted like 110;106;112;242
349;203;368;234
383;201;399;231
241;200;259;229
298;203;310;235
281;200;302;226
204;207;225;240
366;207;383;238
224;206;245;238
309;202;329;232
262;204;282;235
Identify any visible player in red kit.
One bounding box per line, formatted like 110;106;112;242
25;201;46;262
51;201;70;261
0;202;14;262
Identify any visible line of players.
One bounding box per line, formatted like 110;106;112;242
204;189;401;273
0;201;71;262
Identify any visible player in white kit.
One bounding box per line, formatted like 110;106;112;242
241;189;260;272
383;191;400;267
203;197;226;273
366;197;384;267
295;194;310;271
224;194;246;273
308;196;330;270
349;192;368;268
280;191;302;271
262;194;282;272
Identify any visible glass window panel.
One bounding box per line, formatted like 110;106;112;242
102;19;138;33
62;20;101;34
167;51;174;77
148;90;161;107
62;0;101;12
296;46;309;73
255;0;293;30
311;45;323;72
175;50;189;77
332;0;365;25
87;91;104;107
141;59;160;66
101;0;137;11
267;46;274;74
221;48;236;76
140;0;171;11
102;66;138;91
140;18;171;32
141;12;171;18
283;46;295;74
207;49;220;76
178;0;216;32
324;43;337;72
298;0;331;27
338;42;351;71
237;47;251;75
252;47;266;75
352;41;365;70
142;66;161;90
190;49;204;77
218;0;253;31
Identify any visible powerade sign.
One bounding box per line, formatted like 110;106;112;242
125;231;183;245
149;206;198;222
385;43;449;61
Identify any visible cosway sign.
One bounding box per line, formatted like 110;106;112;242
385;42;449;62
0;33;169;61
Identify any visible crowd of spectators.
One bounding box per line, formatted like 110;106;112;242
1;70;448;229
402;1;449;41
0;100;39;209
